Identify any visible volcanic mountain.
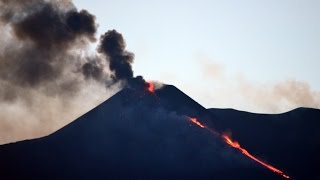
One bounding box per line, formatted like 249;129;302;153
0;84;319;179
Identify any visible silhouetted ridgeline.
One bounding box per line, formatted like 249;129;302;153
1;85;319;179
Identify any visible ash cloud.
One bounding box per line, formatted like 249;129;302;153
0;0;145;144
198;59;320;113
237;78;320;113
98;30;134;82
0;0;98;88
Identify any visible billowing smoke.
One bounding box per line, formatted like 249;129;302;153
0;0;145;144
0;1;95;87
97;30;149;89
98;30;134;82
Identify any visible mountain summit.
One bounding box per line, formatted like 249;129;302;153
0;84;318;179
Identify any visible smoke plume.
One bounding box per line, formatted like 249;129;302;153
198;59;320;113
98;30;134;82
0;0;144;144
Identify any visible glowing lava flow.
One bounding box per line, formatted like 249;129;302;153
222;135;290;179
147;82;155;93
190;118;205;128
188;117;290;179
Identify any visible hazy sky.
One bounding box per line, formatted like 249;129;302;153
74;0;320;112
1;0;320;144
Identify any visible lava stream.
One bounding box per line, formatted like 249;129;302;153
190;118;205;128
187;117;290;179
222;135;290;179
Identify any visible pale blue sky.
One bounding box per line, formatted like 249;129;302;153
74;0;320;112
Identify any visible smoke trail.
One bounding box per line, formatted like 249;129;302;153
198;59;320;113
0;0;145;144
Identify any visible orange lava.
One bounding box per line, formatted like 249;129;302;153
147;82;155;93
187;117;290;179
222;135;290;179
190;117;205;128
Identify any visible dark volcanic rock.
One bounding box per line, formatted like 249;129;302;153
209;107;320;180
0;85;292;180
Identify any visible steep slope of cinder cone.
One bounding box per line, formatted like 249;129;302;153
155;85;219;129
0;85;282;179
209;108;320;180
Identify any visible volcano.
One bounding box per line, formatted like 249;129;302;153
0;84;319;179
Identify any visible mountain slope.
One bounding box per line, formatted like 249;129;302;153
0;85;291;179
209;107;320;180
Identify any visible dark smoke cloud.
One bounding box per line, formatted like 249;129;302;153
98;30;134;82
13;7;96;49
95;29;149;90
0;0;146;144
0;0;144;90
82;61;104;81
0;0;98;89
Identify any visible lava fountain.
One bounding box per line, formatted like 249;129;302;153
187;117;290;179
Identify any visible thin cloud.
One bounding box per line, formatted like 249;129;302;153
197;59;320;113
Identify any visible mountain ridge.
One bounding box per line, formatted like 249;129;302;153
0;84;318;179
